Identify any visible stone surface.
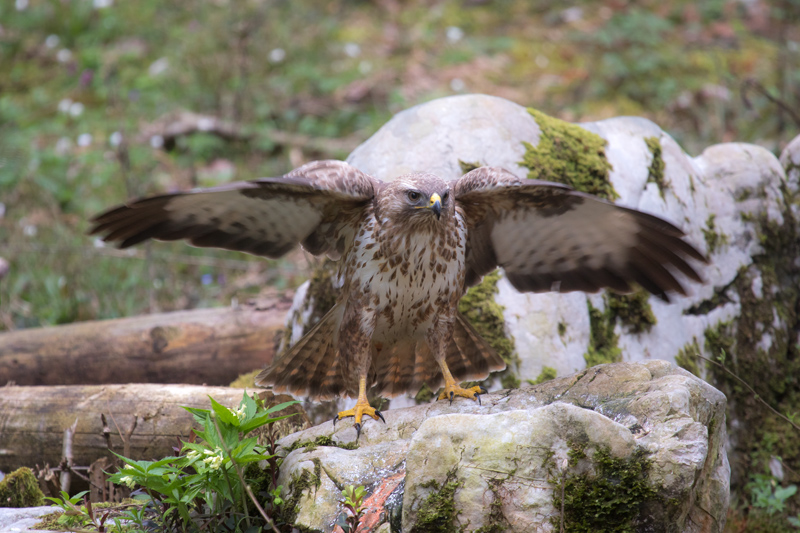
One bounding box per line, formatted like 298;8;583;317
278;94;797;502
0;506;57;533
276;361;729;533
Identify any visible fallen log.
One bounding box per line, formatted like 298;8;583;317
0;384;307;474
0;296;292;386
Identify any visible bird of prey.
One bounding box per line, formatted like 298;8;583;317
90;160;706;434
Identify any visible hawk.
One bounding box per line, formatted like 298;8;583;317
90;160;706;434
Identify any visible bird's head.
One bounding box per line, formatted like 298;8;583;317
378;172;453;228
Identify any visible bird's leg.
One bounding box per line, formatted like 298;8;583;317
333;375;385;437
436;359;487;405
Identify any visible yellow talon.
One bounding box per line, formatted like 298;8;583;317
436;362;488;405
438;382;487;405
334;377;385;437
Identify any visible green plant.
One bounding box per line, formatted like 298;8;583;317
108;393;298;532
336;485;367;533
748;473;798;516
44;490;122;531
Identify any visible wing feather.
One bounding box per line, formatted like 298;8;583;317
89;160;379;259
454;167;707;301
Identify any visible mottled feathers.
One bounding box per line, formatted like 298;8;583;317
90;160;707;400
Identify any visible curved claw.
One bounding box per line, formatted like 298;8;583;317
375;410;386;424
332;414;339;427
449;390;454;404
476;393;482;406
479;386;488;394
354;423;362;439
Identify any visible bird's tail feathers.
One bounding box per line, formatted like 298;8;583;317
255;304;351;400
372;312;507;397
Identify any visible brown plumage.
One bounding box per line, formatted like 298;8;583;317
90;160;707;431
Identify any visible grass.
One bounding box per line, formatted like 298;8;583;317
0;0;797;333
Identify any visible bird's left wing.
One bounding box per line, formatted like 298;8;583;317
89;160;379;259
454;167;707;301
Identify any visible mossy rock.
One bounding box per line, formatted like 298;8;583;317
521;108;617;201
0;467;45;508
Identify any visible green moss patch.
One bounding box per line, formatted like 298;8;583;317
0;467;45;508
459;270;518;388
702;187;800;509
527;366;558;386
521;108;617;201
674;339;701;377
473;478;510;533
280;458;323;527
409;470;462;533
552;446;657;532
584;300;622;367
606;291;657;334
458;159;483;173
644;136;667;198
701;214;729;254
286;435;359;453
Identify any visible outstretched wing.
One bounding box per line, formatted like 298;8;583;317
89;160;380;260
454;167;707;301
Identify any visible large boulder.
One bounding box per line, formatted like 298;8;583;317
279;94;799;494
275;361;728;532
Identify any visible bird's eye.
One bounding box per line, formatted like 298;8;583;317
407;191;421;201
442;191;449;200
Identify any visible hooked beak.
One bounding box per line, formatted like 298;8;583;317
429;193;442;220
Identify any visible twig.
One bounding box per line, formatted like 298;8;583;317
741;78;800;129
60;418;78;493
692;351;800;432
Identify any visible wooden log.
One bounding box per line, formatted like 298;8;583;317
0;296;292;386
0;384;307;474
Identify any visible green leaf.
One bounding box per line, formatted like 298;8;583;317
239;411;298;434
266;400;300;414
210;396;239;426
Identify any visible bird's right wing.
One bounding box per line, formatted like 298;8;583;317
89;160;380;260
454;167;707;301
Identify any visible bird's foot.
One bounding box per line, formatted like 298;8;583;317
333;400;385;438
438;383;488;406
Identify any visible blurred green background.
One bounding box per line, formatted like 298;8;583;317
1;0;798;330
2;1;800;529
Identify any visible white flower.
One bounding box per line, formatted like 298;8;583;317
269;48;286;63
93;0;113;8
55;137;72;156
57;49;72;63
343;42;361;58
77;133;93;147
446;26;463;43
119;475;136;488
148;57;169;77
202;448;224;471
150;135;164;149
58;99;72;113
231;406;246;422
109;131;122;147
45;35;60;49
15;0;28;11
69;102;84;117
450;78;465;92
186;449;200;460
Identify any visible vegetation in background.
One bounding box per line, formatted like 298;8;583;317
1;0;798;331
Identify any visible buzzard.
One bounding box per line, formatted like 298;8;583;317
90;160;706;434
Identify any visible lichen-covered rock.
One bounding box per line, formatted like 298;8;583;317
275;361;728;532
276;94;798;496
